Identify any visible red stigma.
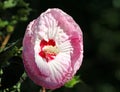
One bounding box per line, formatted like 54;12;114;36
39;39;56;62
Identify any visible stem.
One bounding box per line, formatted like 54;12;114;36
1;33;11;50
42;87;46;92
40;87;46;92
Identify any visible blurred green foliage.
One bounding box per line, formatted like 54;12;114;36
0;0;31;52
0;0;31;91
0;0;120;92
0;0;31;28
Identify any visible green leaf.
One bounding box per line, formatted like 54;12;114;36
10;20;18;25
65;76;81;88
113;0;120;8
0;56;24;90
3;0;18;9
20;16;28;21
6;25;14;33
0;19;9;28
100;9;120;28
0;39;22;66
20;77;40;92
18;9;31;16
0;2;3;9
17;0;29;7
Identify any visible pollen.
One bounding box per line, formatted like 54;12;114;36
39;39;59;62
43;46;59;55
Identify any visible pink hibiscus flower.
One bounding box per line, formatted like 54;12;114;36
22;8;83;89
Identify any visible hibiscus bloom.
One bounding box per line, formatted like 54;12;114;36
22;8;83;89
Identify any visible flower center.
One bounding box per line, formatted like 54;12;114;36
39;39;59;62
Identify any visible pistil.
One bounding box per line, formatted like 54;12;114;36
39;39;59;62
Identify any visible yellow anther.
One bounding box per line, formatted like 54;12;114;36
43;46;59;54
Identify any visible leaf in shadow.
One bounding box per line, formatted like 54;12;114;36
0;56;24;90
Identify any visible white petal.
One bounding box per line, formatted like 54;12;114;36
48;52;71;83
34;38;50;76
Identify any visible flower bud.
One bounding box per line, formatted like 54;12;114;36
22;8;83;89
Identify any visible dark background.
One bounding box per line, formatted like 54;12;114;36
0;0;120;92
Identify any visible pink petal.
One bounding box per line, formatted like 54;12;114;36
49;8;83;75
22;8;83;89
